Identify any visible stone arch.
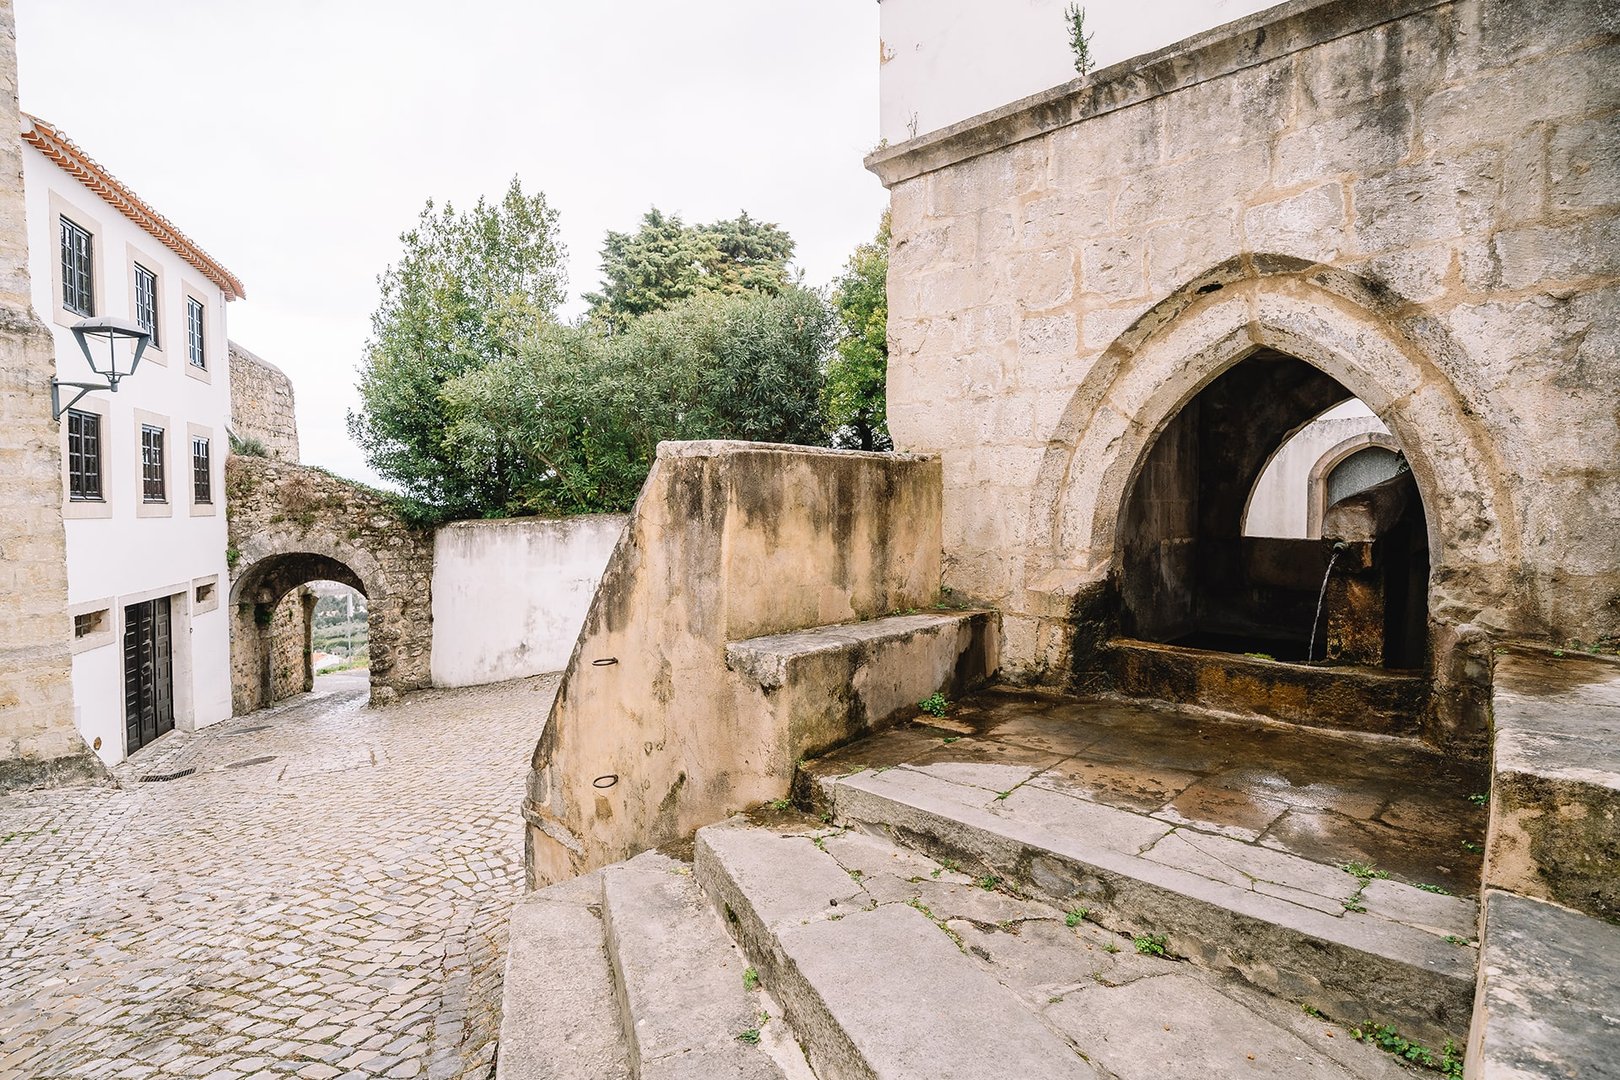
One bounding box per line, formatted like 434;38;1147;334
1303;431;1405;539
1025;256;1519;749
226;457;434;710
1028;256;1517;630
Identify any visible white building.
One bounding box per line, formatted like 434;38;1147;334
20;114;245;766
878;0;1280;144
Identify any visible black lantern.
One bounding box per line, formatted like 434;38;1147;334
51;316;150;420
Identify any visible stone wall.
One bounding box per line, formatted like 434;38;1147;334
871;0;1620;708
226;456;433;708
0;1;103;791
227;340;298;462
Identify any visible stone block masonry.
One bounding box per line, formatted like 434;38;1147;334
0;0;105;792
226;456;435;708
870;0;1620;701
227;340;298;461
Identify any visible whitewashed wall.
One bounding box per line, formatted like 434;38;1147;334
878;0;1279;144
23;142;234;764
430;516;627;688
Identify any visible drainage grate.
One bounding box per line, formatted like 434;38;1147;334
138;767;197;783
225;756;277;769
223;725;271;736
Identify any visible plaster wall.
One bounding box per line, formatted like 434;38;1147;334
430;515;626;688
525;442;948;885
22;140;235;763
878;0;1277;144
872;0;1620;706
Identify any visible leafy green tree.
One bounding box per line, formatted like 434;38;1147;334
349;178;566;518
584;209;796;329
442;288;833;515
824;213;892;452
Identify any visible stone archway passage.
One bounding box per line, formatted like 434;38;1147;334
226;456;434;710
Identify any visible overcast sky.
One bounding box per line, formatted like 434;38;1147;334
15;1;888;483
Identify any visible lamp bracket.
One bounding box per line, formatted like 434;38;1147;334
50;379;111;421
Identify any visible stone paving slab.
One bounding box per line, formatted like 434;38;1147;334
696;814;1417;1080
0;672;553;1080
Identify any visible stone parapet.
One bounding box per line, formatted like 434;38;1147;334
523;441;977;886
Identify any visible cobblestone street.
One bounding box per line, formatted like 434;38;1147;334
0;672;553;1080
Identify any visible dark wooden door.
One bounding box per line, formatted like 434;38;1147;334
123;597;174;753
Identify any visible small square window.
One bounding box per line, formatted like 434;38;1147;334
186;297;206;368
192;436;212;504
66;409;102;501
74;609;107;638
134;263;159;348
195;581;215;605
60;216;93;316
141;424;166;503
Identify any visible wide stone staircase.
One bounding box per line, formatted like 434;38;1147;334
497;735;1439;1079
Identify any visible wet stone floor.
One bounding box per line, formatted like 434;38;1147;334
805;685;1490;916
0;672;554;1080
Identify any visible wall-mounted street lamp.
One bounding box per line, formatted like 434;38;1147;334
51;316;150;420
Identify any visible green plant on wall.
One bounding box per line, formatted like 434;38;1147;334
1065;4;1095;76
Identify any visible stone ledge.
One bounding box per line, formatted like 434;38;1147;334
726;610;999;760
865;0;1450;186
1486;649;1620;920
1466;891;1620;1079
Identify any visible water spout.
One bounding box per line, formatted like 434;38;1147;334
1308;549;1341;663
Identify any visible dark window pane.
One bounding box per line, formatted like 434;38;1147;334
67;409;102;500
142;424;165;502
186;297;205;368
59;217;93;316
134;264;158;347
192;437;211;503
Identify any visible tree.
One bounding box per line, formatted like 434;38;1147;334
441;287;833;515
584;209;796;330
349;178;566;518
824;213;892;452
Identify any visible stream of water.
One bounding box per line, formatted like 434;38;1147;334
1307;550;1340;663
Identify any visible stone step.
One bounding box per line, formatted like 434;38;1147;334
600;851;794;1080
496;872;632;1080
812;764;1478;1049
695;814;1417;1080
1469;891;1620;1079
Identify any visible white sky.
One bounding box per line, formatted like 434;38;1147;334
15;1;889;483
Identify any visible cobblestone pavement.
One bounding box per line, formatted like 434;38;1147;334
0;671;555;1080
